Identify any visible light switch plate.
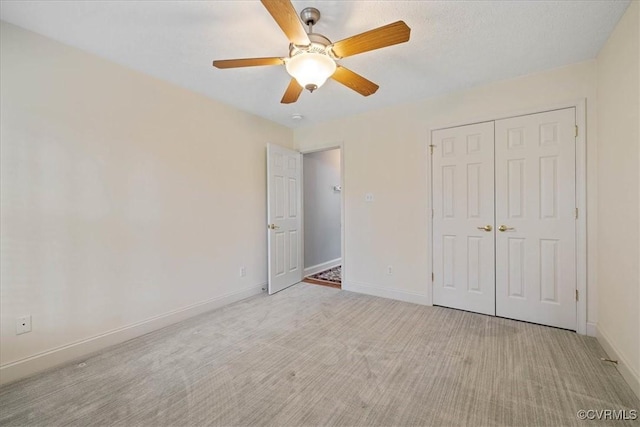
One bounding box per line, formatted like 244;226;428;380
365;193;374;202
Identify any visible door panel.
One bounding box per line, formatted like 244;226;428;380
267;144;302;294
495;108;576;330
432;122;495;315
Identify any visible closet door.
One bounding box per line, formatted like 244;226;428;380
432;122;495;315
494;108;576;330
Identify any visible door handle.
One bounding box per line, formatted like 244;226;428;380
498;225;515;232
477;225;493;232
268;224;280;230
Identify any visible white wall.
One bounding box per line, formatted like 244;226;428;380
294;60;599;321
0;22;292;384
595;0;639;398
303;149;341;270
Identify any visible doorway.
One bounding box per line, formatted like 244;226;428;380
301;148;342;289
431;107;580;330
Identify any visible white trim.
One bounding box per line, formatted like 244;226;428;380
343;280;430;306
0;284;264;386
427;98;588;334
425;136;434;306
299;143;345;289
574;100;588;335
304;258;342;277
597;324;640;399
266;145;273;293
586;322;597;337
429;99;588;133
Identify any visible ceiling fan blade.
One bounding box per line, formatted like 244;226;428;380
281;78;303;104
261;0;310;46
331;66;379;97
212;57;284;69
330;21;411;58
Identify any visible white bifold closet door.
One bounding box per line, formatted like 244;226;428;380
432;121;496;316
432;108;577;330
494;108;576;330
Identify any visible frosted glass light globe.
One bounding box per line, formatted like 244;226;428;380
286;52;336;92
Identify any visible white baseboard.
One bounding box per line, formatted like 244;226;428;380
586;321;597;337
304;258;341;277
343;280;431;306
0;284;265;386
596;324;640;400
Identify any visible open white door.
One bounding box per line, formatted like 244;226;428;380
267;143;302;294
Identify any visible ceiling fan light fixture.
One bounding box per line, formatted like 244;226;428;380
213;1;411;103
285;52;336;93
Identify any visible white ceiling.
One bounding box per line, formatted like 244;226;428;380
0;1;630;128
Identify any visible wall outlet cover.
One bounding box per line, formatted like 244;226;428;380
16;315;32;335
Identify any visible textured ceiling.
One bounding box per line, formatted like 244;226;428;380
0;1;630;128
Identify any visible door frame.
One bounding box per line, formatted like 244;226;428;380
300;143;346;285
426;99;588;335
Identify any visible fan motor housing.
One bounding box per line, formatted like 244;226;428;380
289;33;333;58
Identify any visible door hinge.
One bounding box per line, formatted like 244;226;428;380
575;208;578;219
575;289;579;301
432;272;434;282
429;144;435;155
575;125;578;138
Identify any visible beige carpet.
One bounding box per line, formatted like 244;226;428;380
0;283;638;426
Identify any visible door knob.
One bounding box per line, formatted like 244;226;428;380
498;225;514;232
477;225;493;232
268;224;280;230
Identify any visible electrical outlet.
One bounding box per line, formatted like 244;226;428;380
240;267;246;277
16;315;31;335
365;192;374;202
386;265;393;275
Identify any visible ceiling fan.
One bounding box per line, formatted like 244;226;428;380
212;0;411;104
